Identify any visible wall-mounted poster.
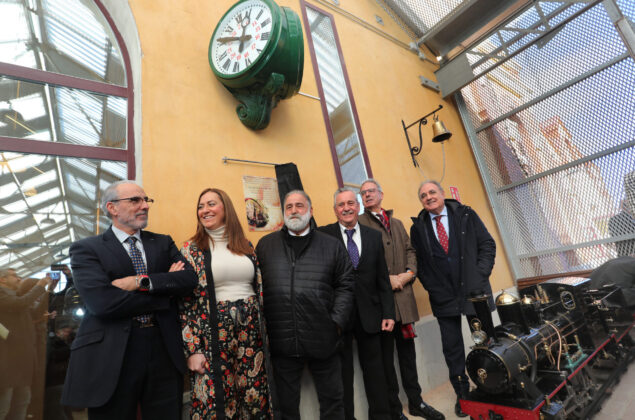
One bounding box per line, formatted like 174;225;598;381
242;175;284;232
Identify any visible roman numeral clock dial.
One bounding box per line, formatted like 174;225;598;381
208;0;304;130
210;1;271;76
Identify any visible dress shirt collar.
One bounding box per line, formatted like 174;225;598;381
428;205;448;223
112;225;142;244
339;222;360;234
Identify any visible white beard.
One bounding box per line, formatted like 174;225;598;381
284;211;312;232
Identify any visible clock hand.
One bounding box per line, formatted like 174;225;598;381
217;35;251;44
238;10;251;53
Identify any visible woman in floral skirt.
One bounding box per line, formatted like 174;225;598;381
180;188;273;419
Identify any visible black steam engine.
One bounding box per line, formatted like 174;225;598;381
461;277;634;420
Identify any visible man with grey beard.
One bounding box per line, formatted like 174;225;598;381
256;190;354;420
61;181;197;419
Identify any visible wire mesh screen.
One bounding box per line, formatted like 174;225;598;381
617;0;635;21
459;1;635;278
463;3;627;129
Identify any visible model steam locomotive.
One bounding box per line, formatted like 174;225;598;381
461;277;634;419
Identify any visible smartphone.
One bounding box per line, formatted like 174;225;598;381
49;271;61;281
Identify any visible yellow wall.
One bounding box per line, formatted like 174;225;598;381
128;0;513;316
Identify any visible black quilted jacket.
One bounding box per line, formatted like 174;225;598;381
255;227;354;358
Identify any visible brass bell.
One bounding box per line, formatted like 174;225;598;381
432;120;452;143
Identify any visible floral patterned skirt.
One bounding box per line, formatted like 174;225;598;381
189;296;272;419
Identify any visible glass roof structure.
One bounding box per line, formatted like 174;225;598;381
0;0;130;279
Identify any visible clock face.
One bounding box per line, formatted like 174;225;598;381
210;0;273;77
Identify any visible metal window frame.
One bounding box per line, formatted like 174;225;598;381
300;0;374;187
0;0;135;179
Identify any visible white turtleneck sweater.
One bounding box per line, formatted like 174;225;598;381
206;226;255;302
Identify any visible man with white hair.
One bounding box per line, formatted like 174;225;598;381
61;180;197;419
320;187;395;420
359;179;444;420
256;190;354;419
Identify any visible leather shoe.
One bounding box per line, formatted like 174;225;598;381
455;397;468;417
408;402;445;420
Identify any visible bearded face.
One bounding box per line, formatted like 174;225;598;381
284;210;312;232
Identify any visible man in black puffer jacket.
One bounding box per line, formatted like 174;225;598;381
256;190;354;420
410;181;496;418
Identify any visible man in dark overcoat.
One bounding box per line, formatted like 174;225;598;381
410;180;496;417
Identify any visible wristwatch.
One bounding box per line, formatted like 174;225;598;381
136;275;150;291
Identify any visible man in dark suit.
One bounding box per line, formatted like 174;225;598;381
410;180;496;417
320;187;396;420
61;181;198;420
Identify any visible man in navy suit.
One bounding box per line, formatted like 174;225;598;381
320;187;396;420
61;181;197;420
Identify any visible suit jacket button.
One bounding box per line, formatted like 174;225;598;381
387;241;391;245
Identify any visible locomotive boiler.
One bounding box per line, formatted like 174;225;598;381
461;277;634;420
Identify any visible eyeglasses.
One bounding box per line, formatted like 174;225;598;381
360;188;377;196
110;196;154;206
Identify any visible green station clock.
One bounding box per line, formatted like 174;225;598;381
209;0;304;130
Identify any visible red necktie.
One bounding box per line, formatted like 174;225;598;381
379;211;390;232
435;215;449;254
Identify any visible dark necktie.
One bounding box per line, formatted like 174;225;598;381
126;236;151;323
345;229;359;269
378;211;390;232
435;215;449;254
126;236;147;275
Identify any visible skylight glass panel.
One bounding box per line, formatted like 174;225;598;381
107;96;126;117
11;93;47;121
43;224;68;238
0;181;18;200
99;160;126;179
0;2;30;42
6;224;39;242
0;213;26;229
44;0;108;78
56;88;103;146
3;199;28;213
67;176;96;199
20;168;57;190
64;157;95;176
25;186;61;207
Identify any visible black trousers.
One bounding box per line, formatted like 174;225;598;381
340;315;391;420
380;322;423;413
272;354;344;420
88;325;182;420
436;315;476;395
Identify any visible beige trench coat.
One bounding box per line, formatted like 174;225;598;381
359;209;420;324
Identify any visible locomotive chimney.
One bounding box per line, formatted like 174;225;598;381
469;293;497;343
